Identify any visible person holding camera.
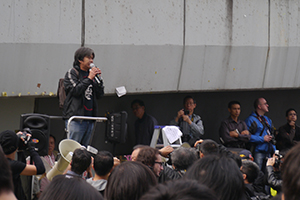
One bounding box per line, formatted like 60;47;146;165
266;150;287;196
170;95;204;146
245;98;276;171
0;130;45;200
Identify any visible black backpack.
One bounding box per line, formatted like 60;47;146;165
57;68;79;109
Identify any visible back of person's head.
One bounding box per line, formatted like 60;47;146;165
94;151;113;176
140;179;218;200
281;143;300;200
199;139;219;156
0;146;14;194
73;47;95;67
241;160;259;184
171;147;198;170
71;148;91;175
39;175;103;200
185;155;245;200
136;146;159;167
228;101;240;109
105;161;157;200
131;99;145;108
0;130;19;155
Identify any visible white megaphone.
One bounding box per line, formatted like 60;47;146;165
46;139;82;181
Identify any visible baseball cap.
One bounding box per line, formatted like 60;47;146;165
239;149;253;160
0;130;19;155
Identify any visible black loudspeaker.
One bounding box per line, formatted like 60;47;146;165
20;113;50;156
105;111;128;143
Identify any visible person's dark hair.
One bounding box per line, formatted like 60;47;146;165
228;101;240;109
241;160;259;183
281;143;300;200
183;95;196;105
0;146;14;193
136;146;159;167
94;151;113;176
231;153;242;168
39;175;103;200
73;47;95;67
171;147;198;170
140;179;218;200
132;144;148;151
49;134;56;143
131;99;145;108
253;98;263;109
285;108;297;117
185;155;245;200
105;161;157;200
199;139;219;156
71;148;91;175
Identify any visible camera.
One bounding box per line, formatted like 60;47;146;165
274;150;283;169
17;128;32;150
184;110;190;115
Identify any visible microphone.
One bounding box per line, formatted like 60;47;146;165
89;63;103;85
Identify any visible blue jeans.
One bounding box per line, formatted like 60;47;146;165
254;152;269;171
65;120;94;147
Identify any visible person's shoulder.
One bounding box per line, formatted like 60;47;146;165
245;112;256;121
8;159;26;174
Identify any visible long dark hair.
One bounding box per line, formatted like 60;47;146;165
0;146;14;193
185;155;245;200
105;161;157;200
39;175;102;200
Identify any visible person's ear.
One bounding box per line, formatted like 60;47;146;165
242;173;247;180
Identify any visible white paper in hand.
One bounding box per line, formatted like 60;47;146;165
162;126;182;144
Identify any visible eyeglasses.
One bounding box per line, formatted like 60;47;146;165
132;106;141;111
154;161;164;166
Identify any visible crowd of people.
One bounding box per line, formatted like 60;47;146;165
1;46;300;199
1;127;300;200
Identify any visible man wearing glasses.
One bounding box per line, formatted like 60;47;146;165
245;97;276;171
170;95;204;146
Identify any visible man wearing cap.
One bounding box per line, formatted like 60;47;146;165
219;101;250;149
239;150;267;195
0;130;45;200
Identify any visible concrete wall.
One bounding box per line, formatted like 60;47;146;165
0;0;300;97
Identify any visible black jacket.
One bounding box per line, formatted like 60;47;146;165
62;65;104;119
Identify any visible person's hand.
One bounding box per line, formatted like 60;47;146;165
182;115;192;124
177;109;184;118
88;67;101;80
241;130;250;135
264;135;272;143
159;146;174;157
16;131;32;142
229;130;239;138
113;157;120;169
267;155;275;166
194;139;204;147
289;121;296;129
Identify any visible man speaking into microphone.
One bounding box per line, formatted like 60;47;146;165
63;47;104;146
